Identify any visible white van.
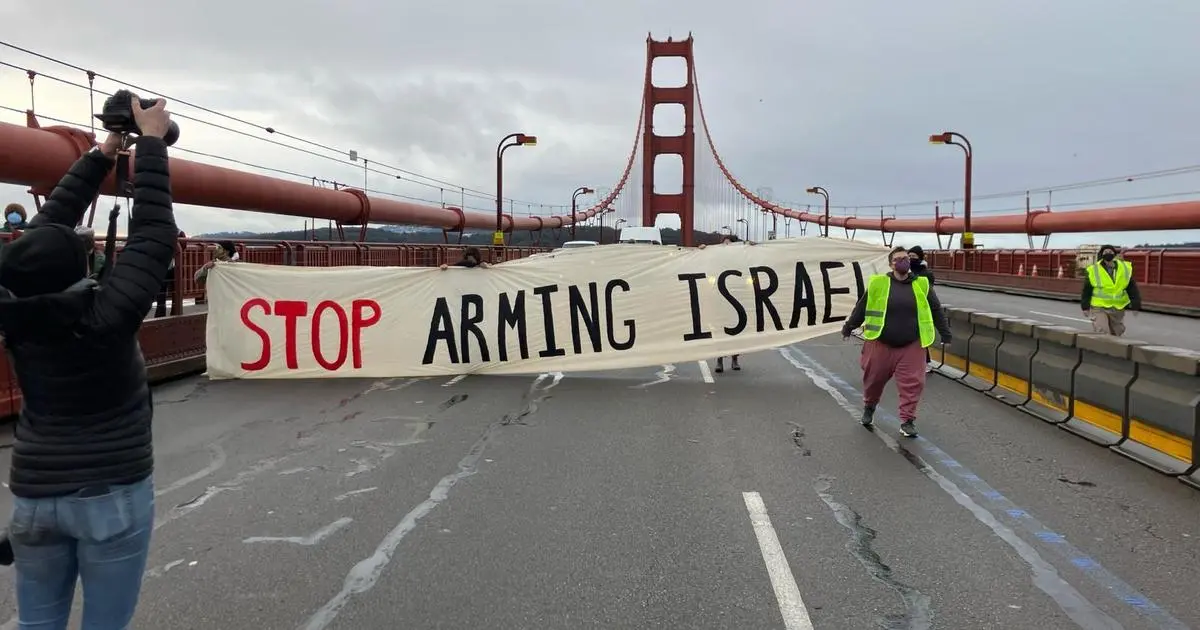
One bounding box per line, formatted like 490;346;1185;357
560;240;599;249
617;226;663;245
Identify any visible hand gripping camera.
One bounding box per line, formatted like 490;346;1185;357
94;89;180;146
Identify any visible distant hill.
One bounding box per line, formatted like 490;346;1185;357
197;225;731;247
1135;242;1200;248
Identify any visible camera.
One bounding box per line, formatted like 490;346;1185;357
94;89;180;146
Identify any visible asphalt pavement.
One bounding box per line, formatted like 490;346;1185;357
935;285;1200;352
0;336;1196;629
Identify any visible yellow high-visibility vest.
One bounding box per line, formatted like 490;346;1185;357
861;274;936;348
1086;260;1132;309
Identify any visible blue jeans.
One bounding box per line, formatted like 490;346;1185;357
8;475;154;630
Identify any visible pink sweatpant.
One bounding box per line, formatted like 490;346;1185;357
860;340;928;421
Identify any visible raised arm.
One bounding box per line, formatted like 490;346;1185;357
89;100;178;334
25;134;123;229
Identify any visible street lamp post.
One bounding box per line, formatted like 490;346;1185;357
571;186;593;240
806;187;830;237
929;131;974;249
496;132;538;246
736;217;749;241
612;218;627;245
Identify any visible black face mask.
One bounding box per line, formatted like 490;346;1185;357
1101;252;1116;262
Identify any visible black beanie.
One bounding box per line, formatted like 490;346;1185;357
0;224;89;297
908;245;925;260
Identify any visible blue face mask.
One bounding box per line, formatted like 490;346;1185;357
6;212;21;225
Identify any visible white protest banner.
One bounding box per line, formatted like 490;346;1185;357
204;239;891;379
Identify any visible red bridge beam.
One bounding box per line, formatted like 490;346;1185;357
747;200;1200;235
724;171;1200;235
0;120;607;232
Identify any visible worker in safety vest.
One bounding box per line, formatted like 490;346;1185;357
842;246;953;438
1080;244;1140;337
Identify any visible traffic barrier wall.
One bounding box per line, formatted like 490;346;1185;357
933;308;1199;490
962;312;1007;392
1116;346;1199;477
1059;334;1145;447
990;317;1042;407
933;307;976;379
1024;325;1080;423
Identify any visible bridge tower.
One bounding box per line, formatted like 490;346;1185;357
641;35;696;247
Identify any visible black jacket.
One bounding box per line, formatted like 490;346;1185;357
843;273;953;347
0;138;178;498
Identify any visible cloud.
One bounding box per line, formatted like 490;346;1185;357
0;0;1198;248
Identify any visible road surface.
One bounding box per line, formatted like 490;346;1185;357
936;285;1200;352
0;337;1196;629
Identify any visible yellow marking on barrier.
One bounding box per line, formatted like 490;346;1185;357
934;348;966;371
1030;388;1069;413
936;351;1194;466
996;373;1028;398
968;363;996;384
1129;421;1193;464
1070;400;1123;434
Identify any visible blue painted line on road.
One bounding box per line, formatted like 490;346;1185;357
788;346;1190;630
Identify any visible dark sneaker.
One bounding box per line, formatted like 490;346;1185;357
899;421;918;437
731;358;741;371
715;359;724;374
860;406;875;427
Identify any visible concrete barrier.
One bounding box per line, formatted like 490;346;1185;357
929;308;1200;490
962;312;1010;392
1059;334;1146;447
1113;346;1199;478
933;306;976;379
989;318;1043;407
1022;325;1081;424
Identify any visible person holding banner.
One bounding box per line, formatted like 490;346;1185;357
697;234;750;373
439;246;490;269
842;246;952;437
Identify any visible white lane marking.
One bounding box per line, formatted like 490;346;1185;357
1030;310;1090;324
779;347;1124;629
334;487;379;502
698;360;715;383
298;373;565;630
442;375;468;387
243;517;353;545
155;443;227;497
742;492;815;630
632;364;676;388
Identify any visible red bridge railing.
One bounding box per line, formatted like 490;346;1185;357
925;248;1200;313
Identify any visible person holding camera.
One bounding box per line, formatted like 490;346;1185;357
0;97;177;629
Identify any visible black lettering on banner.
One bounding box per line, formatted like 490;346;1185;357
717;270;747;335
533;284;567;358
749;266;783;332
677;272;712;341
604;279;636;350
789;262;817;328
497;291;529;361
568;282;603;354
820;261;850;323
851;262;866;299
459;294;490;363
421;297;458;364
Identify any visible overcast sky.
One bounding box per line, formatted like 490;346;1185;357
2;0;1199;250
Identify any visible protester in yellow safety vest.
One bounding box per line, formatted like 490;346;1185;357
842;246;953;437
1080;244;1141;337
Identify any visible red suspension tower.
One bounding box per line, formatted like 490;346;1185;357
641;34;697;247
